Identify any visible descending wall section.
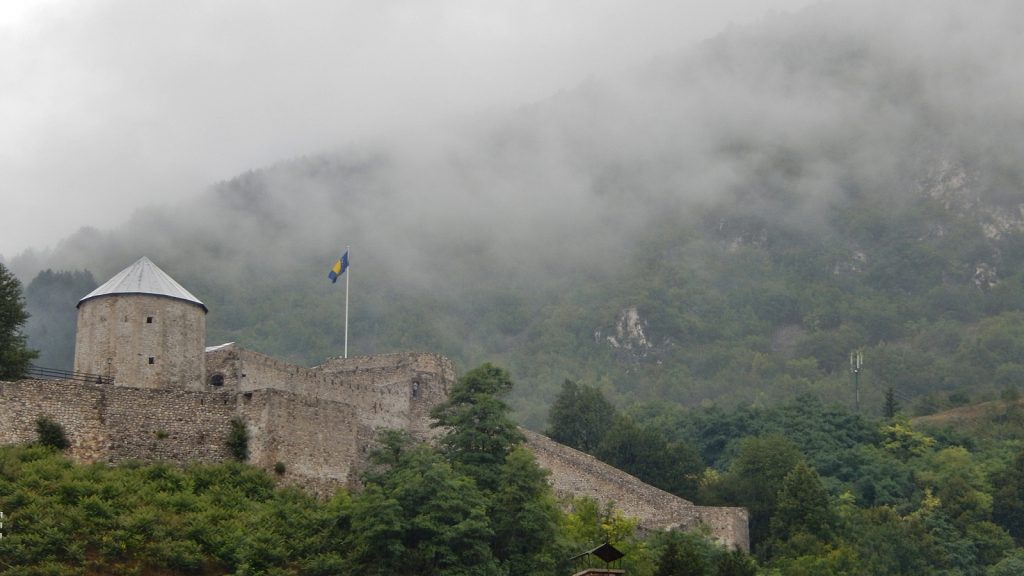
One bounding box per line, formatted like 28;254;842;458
523;430;749;551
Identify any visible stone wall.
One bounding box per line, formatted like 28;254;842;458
205;346;451;438
75;294;205;389
238;389;359;495
523;430;749;551
3;350;750;551
101;387;235;464
0;379;233;464
0;379;109;462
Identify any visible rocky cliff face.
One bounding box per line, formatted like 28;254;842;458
599;306;652;352
917;157;1024;288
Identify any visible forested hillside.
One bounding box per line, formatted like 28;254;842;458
544;377;1024;573
10;0;1024;427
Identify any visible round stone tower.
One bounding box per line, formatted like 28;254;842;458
73;257;207;389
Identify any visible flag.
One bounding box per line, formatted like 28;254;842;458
328;251;350;283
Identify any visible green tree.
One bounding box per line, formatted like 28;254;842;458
655;533;707;576
547;378;617;452
345;485;406;575
769;462;835;551
714;549;757;576
0;262;38;379
711;434;802;549
491;445;566;575
350;443;499;575
918;446;992;528
430;363;524;492
992;446;1024;541
656;538;687;576
883;387;900;419
596;415;704;500
988;549;1024;576
562;497;655;574
880;419;935;461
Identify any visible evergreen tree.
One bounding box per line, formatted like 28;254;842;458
349;444;500;575
883;387;900;419
770;462;834;545
491;446;566;575
547;379;617;452
0;262;37;379
713;434;802;548
430;363;523;492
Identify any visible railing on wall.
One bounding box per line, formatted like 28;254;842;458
25;364;114;385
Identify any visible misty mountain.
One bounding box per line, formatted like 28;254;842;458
14;0;1024;427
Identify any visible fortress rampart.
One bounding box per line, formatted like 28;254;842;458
3;257;748;549
1;355;749;549
205;346;451;438
523;430;749;550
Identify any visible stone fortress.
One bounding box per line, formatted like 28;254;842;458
0;257;748;550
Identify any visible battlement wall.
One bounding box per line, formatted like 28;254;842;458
522;430;749;551
205;346;451;437
314;352;453;437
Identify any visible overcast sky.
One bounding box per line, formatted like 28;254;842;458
0;0;816;259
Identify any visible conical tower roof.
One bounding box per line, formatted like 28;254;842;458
78;256;207;312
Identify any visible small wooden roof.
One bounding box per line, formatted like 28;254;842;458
570;542;625;564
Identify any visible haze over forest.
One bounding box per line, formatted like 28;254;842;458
9;0;1024;427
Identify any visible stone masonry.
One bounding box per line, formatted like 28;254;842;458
524;430;749;550
74;294;206;390
1;257;749;549
0;350;749;549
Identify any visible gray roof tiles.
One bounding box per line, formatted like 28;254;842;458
78;256;208;312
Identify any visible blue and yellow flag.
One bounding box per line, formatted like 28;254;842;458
328;251;350;283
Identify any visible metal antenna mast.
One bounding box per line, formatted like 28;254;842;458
850;350;863;412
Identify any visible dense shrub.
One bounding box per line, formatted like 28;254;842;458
35;416;70;450
227;418;249;461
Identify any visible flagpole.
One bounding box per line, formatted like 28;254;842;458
344;245;350;359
